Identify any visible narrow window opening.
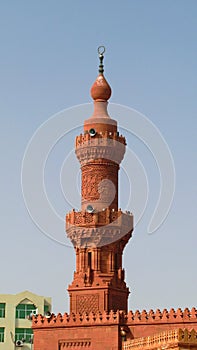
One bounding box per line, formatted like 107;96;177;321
88;252;92;269
115;253;118;270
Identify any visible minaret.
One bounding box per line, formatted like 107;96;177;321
66;47;133;314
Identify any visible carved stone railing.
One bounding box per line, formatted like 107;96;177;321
66;209;133;228
123;328;197;350
75;132;126;166
66;209;133;247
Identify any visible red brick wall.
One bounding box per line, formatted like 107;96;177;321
33;325;121;350
127;322;197;339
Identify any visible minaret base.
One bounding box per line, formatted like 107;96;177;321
68;285;129;314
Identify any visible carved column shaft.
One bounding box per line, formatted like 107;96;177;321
81;162;119;211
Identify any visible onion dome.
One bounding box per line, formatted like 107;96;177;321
90;46;112;102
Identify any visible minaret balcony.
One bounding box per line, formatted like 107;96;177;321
66;208;133;248
75;132;126;166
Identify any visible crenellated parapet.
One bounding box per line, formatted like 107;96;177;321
32;307;197;330
125;307;197;324
76;131;126;148
32;310;124;329
66;208;133;228
75;132;126;166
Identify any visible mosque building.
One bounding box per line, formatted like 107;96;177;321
32;48;197;350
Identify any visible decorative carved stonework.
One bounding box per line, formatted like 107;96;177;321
123;329;197;350
81;163;118;210
75;133;126;166
66;54;133;315
59;339;91;348
82;164;118;195
76;294;99;314
66;209;133;248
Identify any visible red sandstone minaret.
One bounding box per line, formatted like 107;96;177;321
32;48;197;350
66;47;133;314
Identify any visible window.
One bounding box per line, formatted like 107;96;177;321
44;304;49;313
15;328;33;343
0;303;5;318
16;303;36;319
88;252;92;269
0;328;4;342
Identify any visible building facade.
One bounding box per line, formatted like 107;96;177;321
32;48;197;350
0;290;51;349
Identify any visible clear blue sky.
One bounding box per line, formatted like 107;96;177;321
0;0;196;313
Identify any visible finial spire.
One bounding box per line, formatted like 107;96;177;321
90;46;111;102
98;46;105;74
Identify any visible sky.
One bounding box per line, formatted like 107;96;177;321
0;0;196;314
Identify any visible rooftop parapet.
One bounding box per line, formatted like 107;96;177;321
32;310;124;328
125;307;197;324
32;307;197;329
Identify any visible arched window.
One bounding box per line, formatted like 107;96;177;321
16;300;37;319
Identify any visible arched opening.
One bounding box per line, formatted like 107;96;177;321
16;299;37;319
